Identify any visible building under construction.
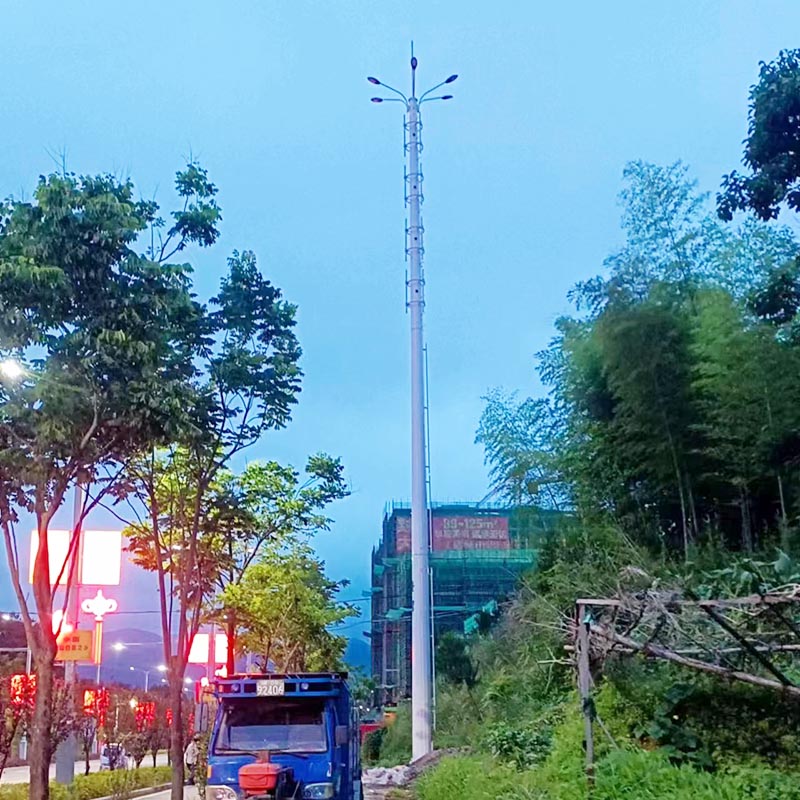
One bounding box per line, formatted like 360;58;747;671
369;501;560;701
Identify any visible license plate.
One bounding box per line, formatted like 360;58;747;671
256;680;285;697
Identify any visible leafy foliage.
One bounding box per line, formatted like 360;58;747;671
480;160;800;559
0;163;223;800
435;632;477;688
0;767;173;800
719;50;800;221
223;539;356;672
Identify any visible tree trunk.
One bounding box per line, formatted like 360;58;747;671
777;474;788;526
674;466;690;563
29;655;54;800
226;617;236;676
168;679;185;800
687;479;699;541
740;486;753;552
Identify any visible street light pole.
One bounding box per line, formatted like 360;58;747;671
368;50;457;760
129;666;152;692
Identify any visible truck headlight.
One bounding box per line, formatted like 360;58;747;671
206;787;239;800
303;783;335;799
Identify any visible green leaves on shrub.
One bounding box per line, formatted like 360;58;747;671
484;723;553;770
0;766;172;800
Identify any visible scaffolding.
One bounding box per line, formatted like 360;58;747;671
370;501;561;700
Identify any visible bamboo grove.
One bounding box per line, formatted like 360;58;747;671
479;159;800;561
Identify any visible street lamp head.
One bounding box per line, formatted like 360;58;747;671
157;664;167;672
445;74;458;84
367;76;380;85
129;698;138;709
112;643;125;652
0;359;24;381
370;97;384;103
411;57;418;70
129;666;135;672
442;95;454;100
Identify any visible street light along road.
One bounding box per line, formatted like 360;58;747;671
367;46;458;761
0;359;24;381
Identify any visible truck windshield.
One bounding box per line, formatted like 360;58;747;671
214;698;328;754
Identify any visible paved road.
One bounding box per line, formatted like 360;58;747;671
0;752;170;784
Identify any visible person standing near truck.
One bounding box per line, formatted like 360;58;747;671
184;736;199;784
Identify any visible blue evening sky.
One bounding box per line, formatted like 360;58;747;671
1;1;798;637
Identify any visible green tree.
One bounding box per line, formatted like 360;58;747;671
692;290;800;548
719;49;800;221
209;455;349;673
223;541;357;672
481;161;800;560
0;165;214;800
124;248;301;800
596;297;699;559
476;391;565;510
436;632;477;688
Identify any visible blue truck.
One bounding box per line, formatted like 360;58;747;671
204;673;362;800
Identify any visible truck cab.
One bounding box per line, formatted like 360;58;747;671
205;673;361;800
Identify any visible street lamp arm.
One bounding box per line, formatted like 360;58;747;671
420;95;454;105
368;77;408;103
419;78;454;103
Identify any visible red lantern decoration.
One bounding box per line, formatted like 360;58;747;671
134;701;156;732
83;689;97;716
10;674;36;714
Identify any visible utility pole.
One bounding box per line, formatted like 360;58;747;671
368;49;457;760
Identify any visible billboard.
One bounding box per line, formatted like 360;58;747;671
29;529;122;586
188;633;228;665
394;514;510;554
56;630;93;662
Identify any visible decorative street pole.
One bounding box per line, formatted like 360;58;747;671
82;588;118;683
368;49;457;760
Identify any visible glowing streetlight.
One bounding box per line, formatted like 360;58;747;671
0;359;23;381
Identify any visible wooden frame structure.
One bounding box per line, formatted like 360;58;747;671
574;587;800;782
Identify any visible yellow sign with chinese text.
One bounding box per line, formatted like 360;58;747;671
56;630;92;662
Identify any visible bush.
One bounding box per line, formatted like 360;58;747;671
374;704;412;766
362;727;386;765
0;766;172;800
484;722;553;770
416;755;532;800
417;749;800;800
432;680;483;749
